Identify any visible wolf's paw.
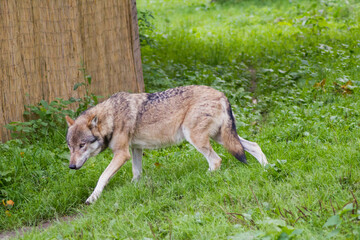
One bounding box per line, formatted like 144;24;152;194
208;161;221;172
260;153;269;167
131;175;141;183
85;194;98;205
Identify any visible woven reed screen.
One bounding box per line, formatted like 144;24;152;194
0;0;144;141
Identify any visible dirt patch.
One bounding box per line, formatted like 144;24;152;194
0;215;75;239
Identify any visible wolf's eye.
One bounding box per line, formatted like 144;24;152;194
90;137;98;143
79;143;85;149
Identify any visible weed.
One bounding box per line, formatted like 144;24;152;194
5;98;76;140
138;10;156;47
5;64;101;141
75;62;102;116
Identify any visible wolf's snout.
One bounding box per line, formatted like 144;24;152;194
69;164;77;169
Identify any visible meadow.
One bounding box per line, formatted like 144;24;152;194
1;0;360;239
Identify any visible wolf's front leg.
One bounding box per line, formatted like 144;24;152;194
85;149;131;204
131;148;143;182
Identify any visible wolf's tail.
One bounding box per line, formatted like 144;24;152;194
220;100;247;164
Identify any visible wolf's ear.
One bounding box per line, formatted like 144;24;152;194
65;116;75;127
89;115;98;129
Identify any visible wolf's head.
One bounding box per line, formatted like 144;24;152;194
65;115;103;170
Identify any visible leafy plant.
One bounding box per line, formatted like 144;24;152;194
228;212;303;239
138;10;155;47
5;98;76;140
75;63;101;116
5;63;101;140
322;203;359;239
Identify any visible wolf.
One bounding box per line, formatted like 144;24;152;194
65;85;268;204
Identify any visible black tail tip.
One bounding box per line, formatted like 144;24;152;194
234;152;248;164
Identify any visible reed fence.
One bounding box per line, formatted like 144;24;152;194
0;0;144;141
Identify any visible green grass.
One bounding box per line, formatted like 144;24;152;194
1;0;360;239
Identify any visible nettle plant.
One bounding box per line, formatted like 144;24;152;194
75;64;101;116
138;10;156;48
5;98;76;139
5;67;101;141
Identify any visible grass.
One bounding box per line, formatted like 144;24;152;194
1;0;360;239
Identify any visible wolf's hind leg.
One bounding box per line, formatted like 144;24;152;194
238;136;268;166
131;148;143;182
212;134;268;166
183;128;222;171
85;149;131;204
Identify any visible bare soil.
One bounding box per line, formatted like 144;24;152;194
0;216;75;240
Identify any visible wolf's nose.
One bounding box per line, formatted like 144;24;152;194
69;164;77;169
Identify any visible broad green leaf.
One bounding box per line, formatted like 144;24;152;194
326;228;340;239
281;225;295;235
256;218;286;227
242;212;252;221
228;231;264;240
40;100;49;109
4;177;11;182
339;203;354;216
86;75;92;85
278;232;290;240
290;229;303;237
323;215;341;228
73;82;85;90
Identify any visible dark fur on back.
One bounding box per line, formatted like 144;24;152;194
146;87;186;103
